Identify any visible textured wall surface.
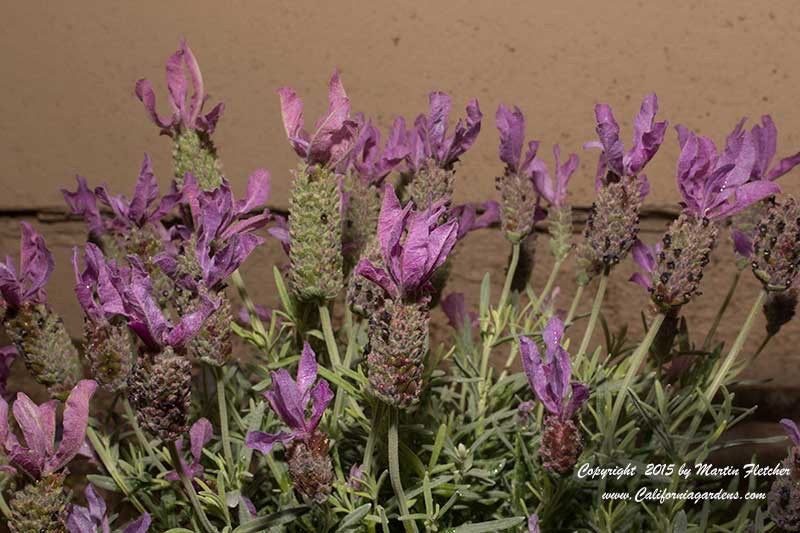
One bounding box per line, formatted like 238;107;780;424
2;1;800;426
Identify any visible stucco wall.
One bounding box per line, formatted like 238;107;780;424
2;1;800;420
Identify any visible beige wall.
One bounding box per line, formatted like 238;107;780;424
2;1;800;411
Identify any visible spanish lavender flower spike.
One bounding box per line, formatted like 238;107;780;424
520;318;588;474
245;342;334;502
407;92;482;210
577;95;664;284
631;124;781;312
494;104;541;243
281;71;355;301
120;258;217;441
769;418;800;530
0;223;81;397
73;244;135;391
67;484;151;533
531;144;579;261
354;185;458;407
135;40;224;190
751;197;800;292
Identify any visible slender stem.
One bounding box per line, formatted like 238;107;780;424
0;482;12;519
214;367;236;481
86;426;147;514
498;242;521;312
363;403;382;475
170;441;217;533
318;304;342;368
705;291;767;402
605;313;666;452
753;334;773;360
123;397;166;473
388;408;417;533
702;270;741;350
575;272;609;367
565;284;585;326
534;259;562;314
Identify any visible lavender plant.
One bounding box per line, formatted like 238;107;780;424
2;39;800;532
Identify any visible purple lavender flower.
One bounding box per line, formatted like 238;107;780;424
781;419;800;449
675;124;780;220
72;243;129;325
355;184;458;301
93;154;182;231
67;484;151;533
520;318;587;474
278;70;356;168
528;514;541;533
496;104;539;178
406;92;482;173
585;94;667;184
135;40;223;136
342;115;410;185
531;145;579;209
62;176;106;238
0;346;16;398
440;292;478;330
0;222;54;312
166;418;212;482
449;201;500;242
157;171;270;291
0;380;97;478
347;463;365;490
742;115;800;182
245;342;333;454
519;318;588;421
118;257;217;353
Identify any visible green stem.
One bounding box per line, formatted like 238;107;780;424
86;426;147;514
702;270;741;350
214;367;236;481
565;284;585;327
170;440;217;533
123;397;166;473
605;313;666;452
498;242;521;312
0;483;11;520
575;272;608;368
363;403;383;476
534;259;562;314
705;291;767;402
753;334;773;360
388;408;417;533
318;304;342;368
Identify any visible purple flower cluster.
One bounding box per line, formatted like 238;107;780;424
0;223;54;312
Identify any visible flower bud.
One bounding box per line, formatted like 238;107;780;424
366;299;429;408
172;129;223;191
576;176;643;285
285;430;334;503
764;289;798;337
127;347;192;442
751;197;800;292
8;472;70;533
539;416;583;475
649;214;717;312
5;304;81;398
288;164;344;301
497;170;538;244
408;162;454;212
84;320;133;392
548;204;573;262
